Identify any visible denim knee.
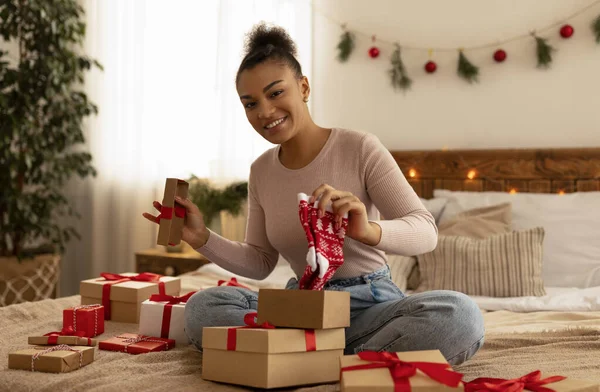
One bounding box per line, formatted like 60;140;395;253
443;291;485;365
183;286;258;350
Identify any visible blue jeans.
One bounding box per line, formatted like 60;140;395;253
184;266;485;366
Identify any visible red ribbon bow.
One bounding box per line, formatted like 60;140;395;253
341;351;463;392
226;312;316;352
44;326;90;345
464;370;567;392
217;277;250;289
149;291;197;339
99;272;166;320
157;205;186;221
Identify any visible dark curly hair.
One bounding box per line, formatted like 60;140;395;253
236;22;303;84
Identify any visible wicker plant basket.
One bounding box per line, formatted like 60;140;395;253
0;254;61;307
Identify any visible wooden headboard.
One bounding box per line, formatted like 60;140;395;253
390;148;600;199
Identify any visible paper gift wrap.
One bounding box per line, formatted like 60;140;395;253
8;345;95;373
157;178;189;246
340;350;464;391
257;288;350;329
202;313;346;389
80;272;180;323
63;304;104;337
464;370;600;392
138;292;196;345
28;326;97;346
99;333;175;354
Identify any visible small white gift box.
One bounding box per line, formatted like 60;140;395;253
138;292;196;345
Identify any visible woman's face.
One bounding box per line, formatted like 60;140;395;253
237;61;309;145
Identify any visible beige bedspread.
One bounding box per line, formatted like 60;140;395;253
2;293;600;391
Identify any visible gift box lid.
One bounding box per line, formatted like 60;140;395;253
28;336;97;346
202;326;345;354
340;350;462;391
80;273;180;303
8;345;95;373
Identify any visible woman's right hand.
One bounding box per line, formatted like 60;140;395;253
142;196;210;249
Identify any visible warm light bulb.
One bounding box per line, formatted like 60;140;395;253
467;170;476;180
558;190;565;195
408;169;417;178
509;188;517;194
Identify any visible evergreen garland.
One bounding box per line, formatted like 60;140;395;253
337;30;355;62
457;50;479;83
388;44;412;91
592;14;600;43
532;34;555;68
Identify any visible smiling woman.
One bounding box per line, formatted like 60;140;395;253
153;22;488;368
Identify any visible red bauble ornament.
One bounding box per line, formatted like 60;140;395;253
424;61;437;73
493;49;507;62
560;24;574;38
368;47;380;58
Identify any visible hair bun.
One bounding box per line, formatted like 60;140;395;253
243;22;297;57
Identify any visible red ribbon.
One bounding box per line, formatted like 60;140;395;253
340;351;463;392
464;370;567;392
99;272;166;320
217;277;250;289
226;312;317;352
157;206;173;220
149;292;196;339
44;326;90;345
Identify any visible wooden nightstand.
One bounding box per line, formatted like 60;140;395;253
135;247;211;277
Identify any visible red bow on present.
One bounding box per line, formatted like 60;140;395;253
149;291;197;339
464;370;567;392
99;272;166;320
341;351;463;392
157;205;186;221
44;326;89;345
217;277;250;289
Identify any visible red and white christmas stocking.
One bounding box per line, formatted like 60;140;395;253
298;194;348;290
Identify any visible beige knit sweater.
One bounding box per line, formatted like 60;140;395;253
196;128;437;280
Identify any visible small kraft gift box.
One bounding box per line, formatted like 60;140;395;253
256;288;350;329
138;291;196;345
156;178;189;247
79;272;180;323
8;345;95;373
339;350;464;391
99;333;175;354
63;304;104;337
28;326;97;346
201;312;346;389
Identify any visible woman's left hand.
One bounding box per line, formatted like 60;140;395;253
310;183;381;246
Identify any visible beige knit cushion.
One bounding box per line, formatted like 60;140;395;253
387;254;416;292
415;227;546;297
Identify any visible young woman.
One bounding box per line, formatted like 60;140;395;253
143;23;484;366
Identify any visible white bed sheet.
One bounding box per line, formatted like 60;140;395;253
468;286;600;312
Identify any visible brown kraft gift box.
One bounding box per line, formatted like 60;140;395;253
80;273;180;323
257;288;350;329
8;345;95;373
202;325;345;389
28;335;97;346
157;178;189;246
340;350;463;391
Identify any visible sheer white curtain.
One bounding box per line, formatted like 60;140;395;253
60;0;312;295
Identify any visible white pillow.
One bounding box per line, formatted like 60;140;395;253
434;190;600;289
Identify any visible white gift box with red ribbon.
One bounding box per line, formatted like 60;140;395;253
138;292;196;345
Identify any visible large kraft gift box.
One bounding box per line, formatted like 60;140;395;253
8;345;95;373
157;178;189;246
138;292;196;345
202;316;346;389
340;350;463;391
80;272;180;323
257;288;350;329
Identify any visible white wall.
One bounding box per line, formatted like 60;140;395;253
311;0;600;150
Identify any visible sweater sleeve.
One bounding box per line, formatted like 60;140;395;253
360;133;438;256
194;165;280;280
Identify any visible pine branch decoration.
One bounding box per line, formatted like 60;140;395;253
337;29;355;62
533;34;555;68
592;14;600;44
389;44;412;91
457;50;479;83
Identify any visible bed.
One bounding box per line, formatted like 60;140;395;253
2;147;600;391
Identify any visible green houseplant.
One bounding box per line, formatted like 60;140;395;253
0;0;100;305
187;176;248;228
